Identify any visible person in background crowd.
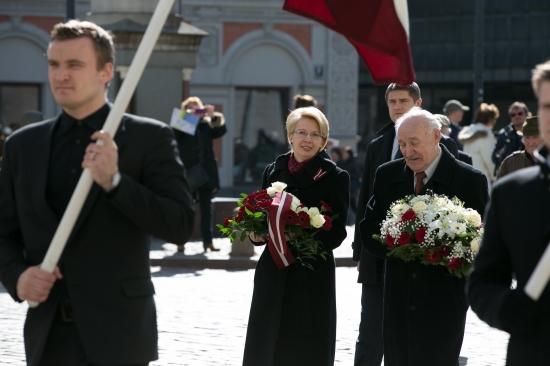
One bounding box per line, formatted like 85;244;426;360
496;116;543;179
492;101;529;175
435;114;473;165
340;146;361;226
243;107;349;366
0;20;194;366
293;94;317;109
331;146;344;165
443;99;470;150
468;59;550;366
361;107;488;366
173;96;226;253
458;103;499;186
352;82;458;366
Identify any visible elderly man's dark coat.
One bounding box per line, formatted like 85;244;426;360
468;146;550;366
243;150;349;366
360;145;489;366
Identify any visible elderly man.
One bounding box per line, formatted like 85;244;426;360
468;61;550;366
492;101;530;174
443;99;470;150
496;116;543;179
360;107;489;366
352;83;458;366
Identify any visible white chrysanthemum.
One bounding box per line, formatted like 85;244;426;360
412;201;427;213
470;238;480;253
267;187;277;197
307;207;320;218
310;213;325;228
391;203;410;217
271;181;287;191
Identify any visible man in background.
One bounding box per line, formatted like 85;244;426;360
443;99;470;150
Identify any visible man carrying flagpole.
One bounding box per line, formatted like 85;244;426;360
468;60;550;366
0;20;194;366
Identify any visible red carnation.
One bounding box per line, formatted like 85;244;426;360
426;249;439;263
283;210;299;225
223;217;231;228
415;228;427;243
398;232;411;246
320;201;332;212
449;258;462;271
321;215;332;231
244;203;254;213
401;210;416;222
439;245;451;257
386;234;396;247
258;200;272;210
235;208;245;223
297;211;310;228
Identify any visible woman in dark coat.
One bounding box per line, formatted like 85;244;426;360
173;96;227;252
242;107;350;366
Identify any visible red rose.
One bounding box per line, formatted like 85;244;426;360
244;203;254;213
257;200;272;210
398;232;411;246
320;200;333;212
321;215;332;231
449;258;462;271
386;234;396;247
439;245;451;257
297;211;310;228
425;249;439;263
401;210;417;222
235;209;245;223
415;228;427;243
283;209;299;225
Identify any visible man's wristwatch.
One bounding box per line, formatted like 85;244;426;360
106;172;121;193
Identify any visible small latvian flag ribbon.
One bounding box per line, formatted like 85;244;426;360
267;191;296;269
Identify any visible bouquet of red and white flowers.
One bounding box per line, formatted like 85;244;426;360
217;182;336;270
373;191;483;278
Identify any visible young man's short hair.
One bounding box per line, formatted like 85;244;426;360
385;82;421;102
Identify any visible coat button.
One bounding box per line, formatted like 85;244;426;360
410;305;415;310
412;273;416;278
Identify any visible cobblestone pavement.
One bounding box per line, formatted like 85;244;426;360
0;226;510;365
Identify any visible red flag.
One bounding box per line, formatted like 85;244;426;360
268;191;296;269
283;0;415;85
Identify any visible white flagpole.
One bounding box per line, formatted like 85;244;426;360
524;241;550;301
28;0;176;308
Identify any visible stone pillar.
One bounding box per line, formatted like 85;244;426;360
182;68;194;101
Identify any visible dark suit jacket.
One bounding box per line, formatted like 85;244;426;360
352;122;459;284
360;145;489;365
0;110;195;366
458;150;473;165
468;146;550;366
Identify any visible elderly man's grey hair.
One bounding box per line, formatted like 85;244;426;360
395;107;441;133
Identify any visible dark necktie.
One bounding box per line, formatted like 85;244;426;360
415;171;427;195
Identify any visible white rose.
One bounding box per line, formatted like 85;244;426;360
310;214;326;228
267;187;277;197
307;207;320;218
271;181;287;191
412;201;427;213
300;207;309;213
290;196;301;212
466;210;482;227
470;238;480;253
391;203;410;217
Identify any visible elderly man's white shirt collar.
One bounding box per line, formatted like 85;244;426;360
414;147;442;186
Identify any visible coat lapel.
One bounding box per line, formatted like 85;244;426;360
29;118;60;233
378;122;396;162
420;146;455;195
391;160;414;198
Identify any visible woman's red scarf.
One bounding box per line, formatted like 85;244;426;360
288;152;317;174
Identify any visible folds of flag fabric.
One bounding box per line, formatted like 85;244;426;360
283;0;415;85
268;191;296;269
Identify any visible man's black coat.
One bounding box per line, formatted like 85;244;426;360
360;145;489;366
0;110;195;366
353;122;459;284
468;146;550;366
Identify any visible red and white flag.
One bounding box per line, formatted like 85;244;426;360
268;191;296;269
283;0;415;86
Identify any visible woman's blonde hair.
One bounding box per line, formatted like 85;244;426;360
286;107;329;151
475;103;499;125
181;96;204;110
